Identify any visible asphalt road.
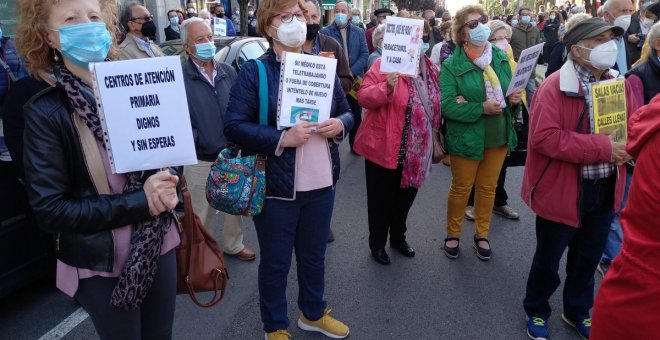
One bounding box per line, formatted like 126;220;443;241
1;137;598;340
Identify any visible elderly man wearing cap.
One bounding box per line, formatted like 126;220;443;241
366;8;394;53
520;18;631;340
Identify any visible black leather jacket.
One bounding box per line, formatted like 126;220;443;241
23;85;153;272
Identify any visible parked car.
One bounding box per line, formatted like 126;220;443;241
0;138;54;298
159;36;269;71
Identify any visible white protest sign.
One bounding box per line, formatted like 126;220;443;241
213;17;227;36
506;42;545;96
89;56;196;173
380;16;424;76
277;52;337;130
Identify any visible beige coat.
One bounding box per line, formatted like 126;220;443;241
118;34;164;60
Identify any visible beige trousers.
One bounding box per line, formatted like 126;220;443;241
183;161;245;255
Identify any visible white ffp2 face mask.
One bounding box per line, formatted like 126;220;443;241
613;14;631;31
580;40;618;70
272;18;307;48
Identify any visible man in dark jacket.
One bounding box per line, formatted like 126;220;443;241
511;7;541;107
181;18;256;261
320;1;369;152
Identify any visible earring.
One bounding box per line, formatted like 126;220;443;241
52;48;59;62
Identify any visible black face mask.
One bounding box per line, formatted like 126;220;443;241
306;23;320;41
216;13;225;18
140;20;157;37
429;18;436;27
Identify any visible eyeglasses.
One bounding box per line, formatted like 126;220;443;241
272;11;305;23
463;15;488;29
130;15;154;23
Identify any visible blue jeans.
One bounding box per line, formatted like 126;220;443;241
602;171;632;262
252;187;335;333
523;178;614;320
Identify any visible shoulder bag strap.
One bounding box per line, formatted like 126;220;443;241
72;114;111;195
254;59;268;126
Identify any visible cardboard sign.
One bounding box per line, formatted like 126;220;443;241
590;78;627;142
277;52;337;129
506;42;544;96
213;17;227;36
89;56;196;173
379;16;424;76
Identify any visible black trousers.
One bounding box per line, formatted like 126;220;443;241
365;160;418;251
74;250;177;340
468;159;508;207
523;179;614;320
347;95;362;151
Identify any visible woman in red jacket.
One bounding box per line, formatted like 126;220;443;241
355;19;440;265
591;95;660;339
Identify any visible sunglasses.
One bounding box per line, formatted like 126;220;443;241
463;15;488;29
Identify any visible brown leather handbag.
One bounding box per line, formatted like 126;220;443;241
175;176;229;308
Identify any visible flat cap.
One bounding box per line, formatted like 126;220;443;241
374;8;394;16
563;18;624;49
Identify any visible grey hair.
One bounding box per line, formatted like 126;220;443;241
569;5;586;15
487;20;512;39
648;21;660;50
372;22;386;49
305;0;321;15
120;1;142;32
198;9;211;19
351;8;361;16
565;13;591;32
181;17;209;45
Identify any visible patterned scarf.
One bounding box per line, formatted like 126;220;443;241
55;64;171;310
400;56;441;188
465;42;507;109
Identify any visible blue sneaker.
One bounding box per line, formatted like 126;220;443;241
562;314;590;340
526;315;549;340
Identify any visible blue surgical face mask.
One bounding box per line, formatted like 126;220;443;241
351;16;361;25
335;13;348;26
511;19;519;26
421;42;430;54
469;23;491;46
170;17;179;26
57;22;112;68
194;41;216;61
521;15;531;25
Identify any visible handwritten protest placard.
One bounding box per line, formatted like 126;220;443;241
505;42;544;96
89;56;196;173
590;78;627;142
379;16;424;76
277;52;337;129
213;17;227;36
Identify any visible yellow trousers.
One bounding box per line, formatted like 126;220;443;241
446;145;508;238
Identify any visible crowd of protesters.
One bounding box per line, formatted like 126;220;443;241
0;0;658;339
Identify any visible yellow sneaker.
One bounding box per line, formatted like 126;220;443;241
265;329;291;340
297;308;349;338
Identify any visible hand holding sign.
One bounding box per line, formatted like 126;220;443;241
508;90;523;105
387;73;399;94
282;122;317;148
316;118;343;138
144;170;179;216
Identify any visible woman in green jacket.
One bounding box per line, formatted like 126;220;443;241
440;4;522;261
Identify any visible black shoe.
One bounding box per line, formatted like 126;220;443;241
443;237;460;259
327;229;335;243
371;248;391;265
473;235;491;261
390;240;415;257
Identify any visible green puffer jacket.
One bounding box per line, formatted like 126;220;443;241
440;45;521;160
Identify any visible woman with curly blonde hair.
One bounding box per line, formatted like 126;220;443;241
17;0;181;338
441;4;523;261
